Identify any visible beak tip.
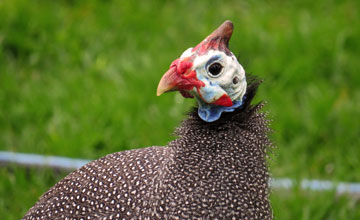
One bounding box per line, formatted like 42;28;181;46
157;68;179;97
156;84;169;96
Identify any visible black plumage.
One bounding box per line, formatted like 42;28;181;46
23;80;273;220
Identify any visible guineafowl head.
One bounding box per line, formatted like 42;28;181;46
157;20;247;122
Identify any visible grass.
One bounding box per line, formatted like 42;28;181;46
0;0;359;219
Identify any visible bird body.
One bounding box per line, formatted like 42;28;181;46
24;89;272;220
24;21;273;220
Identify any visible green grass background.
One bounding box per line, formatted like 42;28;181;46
1;0;359;219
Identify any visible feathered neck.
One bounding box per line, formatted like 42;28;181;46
174;78;269;143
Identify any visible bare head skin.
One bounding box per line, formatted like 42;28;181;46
157;21;247;122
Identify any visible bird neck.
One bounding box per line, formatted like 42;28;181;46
170;101;271;169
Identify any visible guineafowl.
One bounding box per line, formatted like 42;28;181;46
23;20;273;220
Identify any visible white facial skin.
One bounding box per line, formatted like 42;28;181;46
180;48;247;104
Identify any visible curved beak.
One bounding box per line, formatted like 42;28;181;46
156;67;179;96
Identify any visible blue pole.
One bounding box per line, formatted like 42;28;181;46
0;151;90;170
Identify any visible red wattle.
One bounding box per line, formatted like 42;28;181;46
212;94;233;107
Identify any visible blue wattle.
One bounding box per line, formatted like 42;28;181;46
197;98;244;122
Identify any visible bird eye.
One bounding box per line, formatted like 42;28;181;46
208;62;223;77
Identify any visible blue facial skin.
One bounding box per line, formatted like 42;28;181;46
195;54;246;122
197;97;244;122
